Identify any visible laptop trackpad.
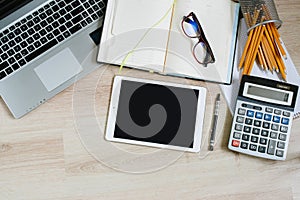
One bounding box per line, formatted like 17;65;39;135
34;48;83;92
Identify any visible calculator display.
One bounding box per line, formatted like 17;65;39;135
243;83;293;106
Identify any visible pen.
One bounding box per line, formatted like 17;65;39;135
209;93;220;151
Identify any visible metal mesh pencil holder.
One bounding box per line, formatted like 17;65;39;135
239;0;282;33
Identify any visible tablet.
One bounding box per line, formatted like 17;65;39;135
105;76;207;152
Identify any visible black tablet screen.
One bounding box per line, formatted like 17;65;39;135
114;80;199;148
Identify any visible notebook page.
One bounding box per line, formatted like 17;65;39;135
98;0;173;72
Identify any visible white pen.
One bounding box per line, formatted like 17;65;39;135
209;93;220;151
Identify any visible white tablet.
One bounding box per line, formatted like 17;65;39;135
105;76;207;152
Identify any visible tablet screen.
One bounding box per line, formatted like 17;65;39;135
113;79;200;149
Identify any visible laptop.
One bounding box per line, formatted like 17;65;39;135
0;0;107;118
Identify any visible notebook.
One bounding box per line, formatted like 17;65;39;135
97;0;240;84
220;19;300;119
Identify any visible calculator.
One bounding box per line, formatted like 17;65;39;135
228;75;299;160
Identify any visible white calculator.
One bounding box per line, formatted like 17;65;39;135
228;75;299;160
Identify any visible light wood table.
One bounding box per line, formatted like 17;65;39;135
1;0;299;199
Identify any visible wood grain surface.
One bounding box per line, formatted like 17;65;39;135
0;0;299;199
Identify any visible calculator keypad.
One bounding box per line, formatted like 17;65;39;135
229;100;293;160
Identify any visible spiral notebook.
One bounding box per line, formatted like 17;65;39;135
97;0;240;84
220;19;300;119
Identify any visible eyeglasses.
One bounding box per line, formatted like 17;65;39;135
181;12;215;65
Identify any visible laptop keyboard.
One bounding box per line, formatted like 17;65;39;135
0;0;106;80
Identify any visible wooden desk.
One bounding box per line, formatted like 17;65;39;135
1;0;299;199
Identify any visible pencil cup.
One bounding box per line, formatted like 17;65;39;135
239;0;282;32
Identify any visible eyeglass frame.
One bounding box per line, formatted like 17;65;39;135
181;12;216;65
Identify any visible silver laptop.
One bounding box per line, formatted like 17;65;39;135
0;0;106;118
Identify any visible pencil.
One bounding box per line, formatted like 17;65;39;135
245;25;265;75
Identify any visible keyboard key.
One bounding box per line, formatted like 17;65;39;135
242;134;250;141
243;126;251;133
20;41;28;48
72;15;83;24
18;59;26;66
233;132;241;139
273;116;280;123
281;118;289;125
258;146;266;153
1;36;8;43
271;124;279;131
265;107;273;113
28;45;35;52
236;116;244;123
251;136;258;143
280;126;288;133
28;28;35;35
63;31;71;38
59;8;67;16
46;9;53;15
20;24;28;31
7;49;15;56
15;36;22;43
40;37;48;44
0;61;9;71
46;25;54;32
255;112;263;119
249;144;257;151
8;32;15;39
2;44;9;51
5;67;13;75
235;124;243;131
232;140;240;147
0;71;6;80
58;1;66;8
57;35;64;42
70;24;82;34
253;120;261;127
40;29;47;36
46;16;54;24
261;130;269;137
274;109;282;115
263;122;270;129
278;134;287;141
259;138;267;145
34;41;42;48
270;132;278;139
8;57;16;64
283;111;290;117
14;53;22;60
1;53;8;60
21;49;29;56
252;128;260;135
21;32;29;39
52;5;60;12
26;37;34;44
71;0;81;8
267;139;276;155
25;39;58;63
277;141;285;149
245;118;253;125
11;63;20;70
34;25;42;32
53;13;60;20
276;150;284;157
46;33;54;40
247;110;254;117
238;108;246;115
240;142;248;149
264;114;272;121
